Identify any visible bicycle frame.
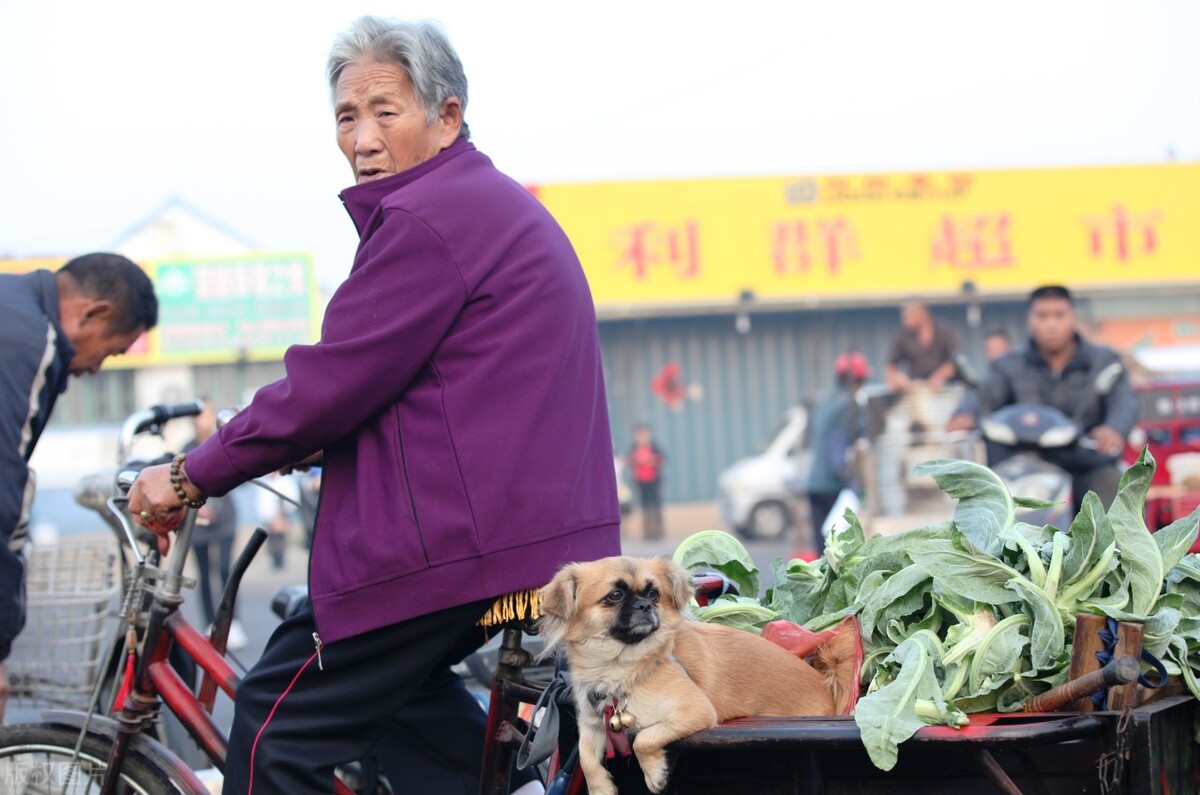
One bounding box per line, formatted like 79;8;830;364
95;494;358;795
93;500;225;793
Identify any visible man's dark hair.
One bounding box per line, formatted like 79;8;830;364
1028;284;1073;306
58;253;158;333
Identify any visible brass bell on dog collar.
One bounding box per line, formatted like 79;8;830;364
610;709;636;731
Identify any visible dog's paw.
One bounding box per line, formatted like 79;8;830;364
587;778;619;795
639;749;671;793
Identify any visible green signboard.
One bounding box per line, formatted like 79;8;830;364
152;253;319;363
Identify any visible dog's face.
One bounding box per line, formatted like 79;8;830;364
539;556;694;655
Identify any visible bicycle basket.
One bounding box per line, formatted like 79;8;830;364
7;536;122;713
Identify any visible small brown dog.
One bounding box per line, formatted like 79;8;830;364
539;555;858;795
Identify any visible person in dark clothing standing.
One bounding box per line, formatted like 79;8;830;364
947;285;1139;512
806;352;869;552
0;253;157;721
885;300;960;393
628;423;666;540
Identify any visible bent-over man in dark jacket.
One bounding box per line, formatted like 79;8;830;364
0;254;157;719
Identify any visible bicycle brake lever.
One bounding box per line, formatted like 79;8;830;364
107;496;146;565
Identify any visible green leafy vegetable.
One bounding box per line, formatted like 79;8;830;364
913;459;1013;556
672;529;760;597
673;447;1200;770
853;631;968;770
1108;449;1164;617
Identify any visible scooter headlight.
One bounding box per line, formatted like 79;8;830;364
1038;425;1078;448
981;419;1017;445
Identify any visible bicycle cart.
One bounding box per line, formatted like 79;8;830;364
663;694;1197;794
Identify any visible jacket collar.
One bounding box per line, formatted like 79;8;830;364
338;136;475;236
26;270;76;369
1024;332;1088;372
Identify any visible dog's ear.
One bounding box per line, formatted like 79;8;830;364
537;563;580;652
656;558;695;611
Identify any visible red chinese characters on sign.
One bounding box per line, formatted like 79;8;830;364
615;220;701;280
931;213;1014;270
773;217;860;275
1083;205;1163;262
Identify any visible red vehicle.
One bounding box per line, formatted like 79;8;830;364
1130;377;1200;551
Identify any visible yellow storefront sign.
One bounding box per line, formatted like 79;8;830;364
532;163;1200;310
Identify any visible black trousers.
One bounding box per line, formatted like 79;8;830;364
636;480;663;539
1070;463;1122;515
222;597;538;794
807;491;840;553
989;446;1123;518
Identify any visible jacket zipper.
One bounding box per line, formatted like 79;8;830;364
308;463;325;669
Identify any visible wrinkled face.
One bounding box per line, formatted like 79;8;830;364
1027;296;1076;355
334;57;460;185
539;557;694;649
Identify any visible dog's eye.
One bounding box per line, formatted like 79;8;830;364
646;587;660;602
603;589;623;605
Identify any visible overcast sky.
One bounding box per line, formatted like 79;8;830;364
2;0;1197;290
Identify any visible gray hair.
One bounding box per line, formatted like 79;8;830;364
327;16;470;139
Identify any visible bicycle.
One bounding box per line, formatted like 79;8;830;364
0;402;366;793
0;402;576;794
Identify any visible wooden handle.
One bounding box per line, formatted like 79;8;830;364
1024;656;1140;713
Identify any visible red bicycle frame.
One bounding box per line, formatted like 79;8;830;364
98;504;358;795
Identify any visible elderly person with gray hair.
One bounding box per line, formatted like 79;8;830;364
128;15;620;794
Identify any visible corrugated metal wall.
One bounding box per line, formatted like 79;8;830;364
600;300;1028;503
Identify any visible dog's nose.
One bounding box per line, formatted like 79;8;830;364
632;596;655;613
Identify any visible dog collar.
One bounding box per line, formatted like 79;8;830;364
601;698;634;759
585;690;635;759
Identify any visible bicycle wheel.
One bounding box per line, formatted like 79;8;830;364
0;723;181;794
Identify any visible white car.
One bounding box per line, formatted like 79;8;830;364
717;406;812;539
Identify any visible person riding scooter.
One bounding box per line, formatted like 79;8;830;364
946;284;1139;515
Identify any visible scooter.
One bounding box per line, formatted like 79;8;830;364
981;405;1079;527
964;360;1125;527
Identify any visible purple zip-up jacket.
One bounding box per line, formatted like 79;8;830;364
186;138;621;643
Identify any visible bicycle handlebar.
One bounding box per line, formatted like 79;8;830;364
117;399;205;462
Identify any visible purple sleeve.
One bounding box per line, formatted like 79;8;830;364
186;210;466;496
